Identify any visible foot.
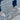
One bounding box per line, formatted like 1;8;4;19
0;11;5;17
13;7;16;9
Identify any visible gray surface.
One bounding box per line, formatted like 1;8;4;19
1;0;20;20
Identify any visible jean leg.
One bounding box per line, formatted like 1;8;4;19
0;2;1;5
0;6;1;12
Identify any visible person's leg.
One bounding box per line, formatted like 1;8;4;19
0;2;1;5
0;6;1;12
12;0;17;8
13;1;16;8
12;1;16;9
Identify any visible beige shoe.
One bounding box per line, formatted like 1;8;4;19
13;7;16;9
0;12;2;16
0;11;5;17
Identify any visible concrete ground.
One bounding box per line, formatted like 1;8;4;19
0;0;20;20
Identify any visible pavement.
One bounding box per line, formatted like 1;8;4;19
0;0;20;20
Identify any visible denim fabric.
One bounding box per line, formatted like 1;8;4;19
0;6;1;12
0;2;1;5
0;0;3;5
0;0;2;2
0;0;1;5
12;0;17;6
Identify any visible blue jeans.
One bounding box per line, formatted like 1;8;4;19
12;0;17;7
0;2;1;5
0;6;1;12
